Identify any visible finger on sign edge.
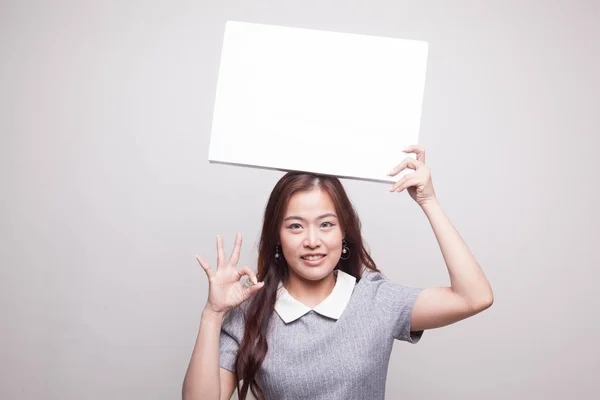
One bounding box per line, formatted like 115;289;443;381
403;145;426;163
388;157;419;177
395;177;419;192
389;172;417;191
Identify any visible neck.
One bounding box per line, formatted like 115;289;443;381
284;270;337;308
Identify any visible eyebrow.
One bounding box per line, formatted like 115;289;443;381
283;213;338;222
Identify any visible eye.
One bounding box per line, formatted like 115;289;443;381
321;221;335;228
287;223;302;230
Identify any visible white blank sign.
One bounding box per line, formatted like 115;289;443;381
208;21;429;183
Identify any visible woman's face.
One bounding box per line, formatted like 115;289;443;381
279;188;344;282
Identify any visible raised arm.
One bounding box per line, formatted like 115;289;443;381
388;146;493;331
182;234;264;399
410;198;493;331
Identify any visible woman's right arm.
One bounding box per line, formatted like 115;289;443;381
182;233;264;400
182;309;237;400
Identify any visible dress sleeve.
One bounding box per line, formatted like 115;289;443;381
366;270;425;343
219;305;245;373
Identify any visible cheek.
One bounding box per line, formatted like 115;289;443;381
326;233;344;251
279;231;299;254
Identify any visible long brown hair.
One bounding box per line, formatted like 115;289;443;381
235;172;380;399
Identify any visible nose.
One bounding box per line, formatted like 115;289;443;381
303;226;321;248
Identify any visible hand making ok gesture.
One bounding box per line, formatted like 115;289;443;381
196;233;264;316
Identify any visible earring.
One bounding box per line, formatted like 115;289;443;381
340;239;350;260
274;245;281;262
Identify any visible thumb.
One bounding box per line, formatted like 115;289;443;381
243;281;265;300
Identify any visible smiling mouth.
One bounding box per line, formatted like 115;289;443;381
301;255;326;261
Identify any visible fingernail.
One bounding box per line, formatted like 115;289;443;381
252;277;258;285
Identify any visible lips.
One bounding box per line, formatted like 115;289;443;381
301;254;327;266
301;254;326;260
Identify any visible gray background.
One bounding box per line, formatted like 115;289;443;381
1;0;598;399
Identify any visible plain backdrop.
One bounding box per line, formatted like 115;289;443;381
1;1;599;399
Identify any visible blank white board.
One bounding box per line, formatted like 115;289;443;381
208;21;429;183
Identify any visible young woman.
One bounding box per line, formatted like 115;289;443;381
183;146;494;400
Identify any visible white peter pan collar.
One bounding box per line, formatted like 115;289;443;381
274;270;357;324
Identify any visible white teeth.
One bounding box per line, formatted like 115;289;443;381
303;255;324;261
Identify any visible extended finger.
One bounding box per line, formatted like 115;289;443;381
404;145;426;163
394;177;420;192
388;157;420;177
237;266;259;285
228;232;242;267
389;173;417;192
216;235;226;268
196;255;215;280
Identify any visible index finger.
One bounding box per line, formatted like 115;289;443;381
228;232;242;266
403;145;426;163
388;157;421;177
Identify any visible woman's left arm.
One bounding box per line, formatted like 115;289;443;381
388;145;494;332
